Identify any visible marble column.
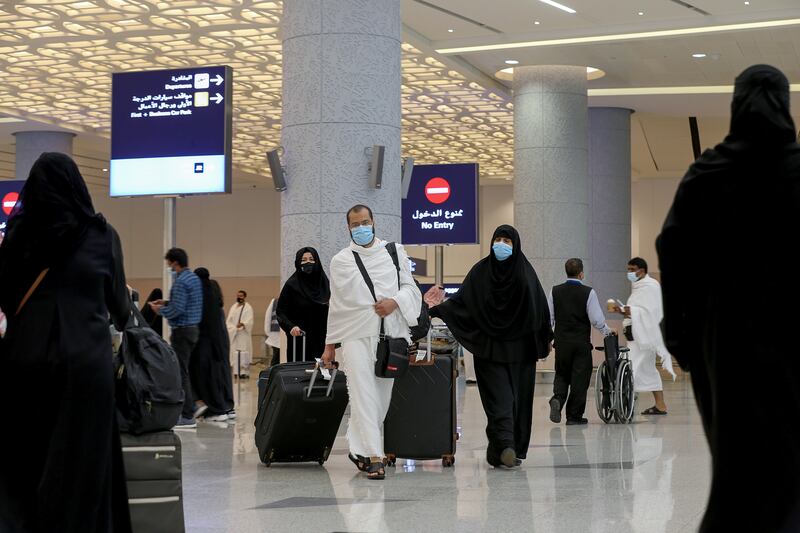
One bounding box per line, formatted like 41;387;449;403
280;0;401;281
513;66;589;293
13;131;75;179
588;107;633;318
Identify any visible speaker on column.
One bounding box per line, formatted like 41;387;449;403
401;157;414;199
267;149;286;191
368;145;385;189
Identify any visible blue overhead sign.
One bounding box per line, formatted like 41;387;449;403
110;65;233;197
402;163;479;245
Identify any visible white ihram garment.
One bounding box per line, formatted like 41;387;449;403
227;302;254;374
627;275;676;392
326;239;421;458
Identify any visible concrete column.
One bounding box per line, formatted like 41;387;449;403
513;66;589;293
13;131;75;179
280;0;401;280
588;107;633;318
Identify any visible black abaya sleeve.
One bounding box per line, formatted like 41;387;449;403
105;226;131;331
276;283;297;334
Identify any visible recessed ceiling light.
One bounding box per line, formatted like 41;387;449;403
0;117;25;123
102;168;108;171
496;66;605;81
638;11;644;16
538;0;576;15
447;28;454;33
692;53;707;58
534;20;541;25
437;17;800;54
505;59;519;65
744;1;750;4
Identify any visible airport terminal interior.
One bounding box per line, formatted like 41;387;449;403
1;1;800;532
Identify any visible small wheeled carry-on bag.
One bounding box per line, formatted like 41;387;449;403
120;431;185;533
383;326;458;467
254;334;348;466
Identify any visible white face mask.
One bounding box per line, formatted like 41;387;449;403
627;271;639;283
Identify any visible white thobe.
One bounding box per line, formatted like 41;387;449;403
263;298;281;349
626;275;676;392
326;239;421;458
227;302;254;374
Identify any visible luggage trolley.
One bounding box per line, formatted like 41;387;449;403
594;334;635;424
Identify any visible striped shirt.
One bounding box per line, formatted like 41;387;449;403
161;269;202;327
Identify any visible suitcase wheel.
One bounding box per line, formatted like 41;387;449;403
385;454;397;467
264;461;272;468
318;459;325;466
442;455;455;467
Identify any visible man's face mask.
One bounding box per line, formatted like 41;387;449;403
627;271;640;283
237;296;245;303
351;224;374;246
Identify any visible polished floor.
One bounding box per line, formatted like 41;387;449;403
179;365;710;533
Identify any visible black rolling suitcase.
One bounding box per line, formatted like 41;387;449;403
254;334;348;466
120;431;185;533
384;327;458;467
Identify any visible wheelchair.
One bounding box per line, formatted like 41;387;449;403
594;334;635;424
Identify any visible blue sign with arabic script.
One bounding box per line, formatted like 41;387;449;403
402;163;479;245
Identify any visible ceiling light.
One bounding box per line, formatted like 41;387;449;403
538;0;576;14
744;1;750;4
437;17;800;54
496;66;605;81
102;168;108;171
0;117;25;123
505;59;519;65
534;21;541;25
447;29;454;33
589;84;800;96
692;53;707;58
638;11;644;16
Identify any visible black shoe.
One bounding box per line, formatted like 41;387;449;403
514;458;523;467
549;397;562;423
566;418;588;426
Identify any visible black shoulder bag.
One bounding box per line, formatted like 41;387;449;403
384;242;430;342
352;249;410;379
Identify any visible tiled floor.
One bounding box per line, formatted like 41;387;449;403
178;367;710;533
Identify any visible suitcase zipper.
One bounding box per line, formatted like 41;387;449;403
121;446;177;453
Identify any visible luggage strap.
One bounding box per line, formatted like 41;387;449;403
15;268;49;316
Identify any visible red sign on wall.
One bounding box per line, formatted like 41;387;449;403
424;177;451;204
2;192;19;216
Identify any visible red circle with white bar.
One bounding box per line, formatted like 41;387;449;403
2;192;19;216
424;177;451;204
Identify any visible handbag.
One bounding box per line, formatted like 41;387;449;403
352;249;410;379
622;318;634;342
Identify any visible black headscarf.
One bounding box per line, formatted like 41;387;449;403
194;267;229;359
432;225;552;360
285;247;330;305
0;152;105;313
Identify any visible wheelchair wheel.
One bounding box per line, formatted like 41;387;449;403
614;360;635;424
594;361;614;423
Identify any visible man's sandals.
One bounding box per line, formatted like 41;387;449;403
348;453;386;480
641;406;668;415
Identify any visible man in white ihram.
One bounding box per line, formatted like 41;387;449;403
227;289;254;379
322;204;421;480
613;257;676;415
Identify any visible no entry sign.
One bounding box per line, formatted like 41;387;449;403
2;192;19;216
425;177;451;204
402;163;479;245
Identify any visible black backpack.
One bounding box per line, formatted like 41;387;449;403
386;242;431;342
115;306;184;434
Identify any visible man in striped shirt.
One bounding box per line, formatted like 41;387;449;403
150;248;203;429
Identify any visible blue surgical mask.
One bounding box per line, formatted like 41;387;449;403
351;225;374;246
627;271;639;283
492;242;513;261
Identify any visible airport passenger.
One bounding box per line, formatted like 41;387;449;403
658;64;800;533
424;225;553;468
140;287;163;336
226;289;254;378
264;296;281;366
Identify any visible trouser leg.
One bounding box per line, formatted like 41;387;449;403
171;327;200;419
552;343;573;406
270;347;280;367
564;343;592;420
511;358;536;458
474;356;515;462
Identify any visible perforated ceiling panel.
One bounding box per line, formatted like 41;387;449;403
0;1;514;178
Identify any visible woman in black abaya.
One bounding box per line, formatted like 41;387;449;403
140;288;163;336
190;268;234;420
0;153;132;532
657;65;800;532
425;225;552;468
276;247;330;362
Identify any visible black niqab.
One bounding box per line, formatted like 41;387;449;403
431;225;552;361
285;247;330;305
0;152;105;313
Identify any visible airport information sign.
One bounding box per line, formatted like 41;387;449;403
0;180;24;238
110;66;232;197
401;163;479;245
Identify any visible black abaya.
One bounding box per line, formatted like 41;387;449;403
276;247;330;362
190;268;234;416
0;153;132;532
140;288;163;337
430;225;552;463
657;65;800;532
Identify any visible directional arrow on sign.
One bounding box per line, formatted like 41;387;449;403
212;74;224;86
211;93;224;104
